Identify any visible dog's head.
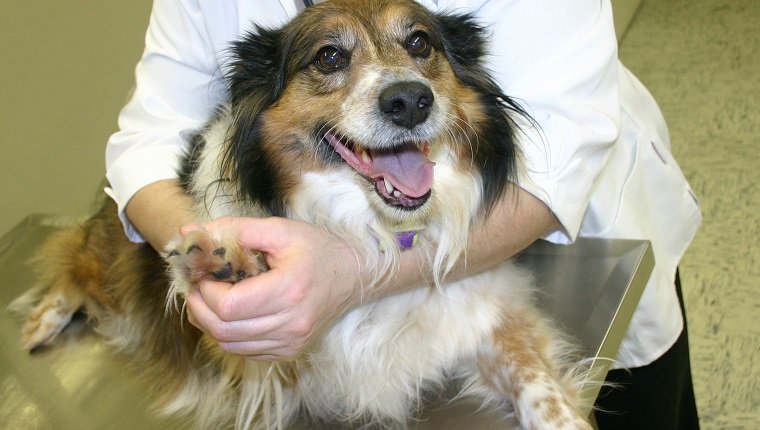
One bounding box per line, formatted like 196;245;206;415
220;0;525;252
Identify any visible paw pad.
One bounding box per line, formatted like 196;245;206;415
165;230;267;284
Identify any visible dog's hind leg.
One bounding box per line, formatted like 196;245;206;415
476;311;592;430
13;202;125;351
17;228;103;350
20;283;86;351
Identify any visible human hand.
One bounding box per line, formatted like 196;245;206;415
182;217;361;361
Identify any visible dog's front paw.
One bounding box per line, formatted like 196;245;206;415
165;229;267;287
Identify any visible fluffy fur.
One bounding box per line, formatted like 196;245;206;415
16;1;593;429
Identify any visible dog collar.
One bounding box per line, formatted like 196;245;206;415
378;230;420;252
395;231;419;250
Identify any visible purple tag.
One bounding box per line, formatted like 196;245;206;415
396;231;417;250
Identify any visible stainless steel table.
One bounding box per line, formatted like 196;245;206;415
0;215;653;429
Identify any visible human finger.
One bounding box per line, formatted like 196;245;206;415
217;339;302;359
196;271;298;322
179;222;204;236
186;285;290;342
201;216;290;255
185;288;208;333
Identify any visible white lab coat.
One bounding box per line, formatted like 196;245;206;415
105;0;702;368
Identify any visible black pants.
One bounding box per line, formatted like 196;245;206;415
594;271;700;429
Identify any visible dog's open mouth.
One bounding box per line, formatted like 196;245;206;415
324;131;434;208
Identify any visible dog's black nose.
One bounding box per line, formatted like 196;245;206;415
378;82;434;129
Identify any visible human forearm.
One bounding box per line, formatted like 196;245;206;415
124;179;197;252
181;186;558;359
449;186;560;277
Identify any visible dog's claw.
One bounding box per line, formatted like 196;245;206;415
165;231;267;285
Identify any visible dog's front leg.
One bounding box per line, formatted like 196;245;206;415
477;311;592;430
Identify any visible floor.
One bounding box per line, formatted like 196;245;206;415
618;0;760;428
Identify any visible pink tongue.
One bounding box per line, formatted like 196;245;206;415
368;145;434;198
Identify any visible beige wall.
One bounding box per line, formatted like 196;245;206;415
0;1;642;236
612;0;643;41
0;1;152;234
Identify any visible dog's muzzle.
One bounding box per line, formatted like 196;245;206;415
324;132;434;209
322;81;439;210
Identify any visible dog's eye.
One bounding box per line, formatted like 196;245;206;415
406;31;432;58
315;46;348;72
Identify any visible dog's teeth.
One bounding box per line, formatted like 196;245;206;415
393;190;402;198
385;180;395;194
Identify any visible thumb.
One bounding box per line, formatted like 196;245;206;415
179;222;203;236
201;216;291;254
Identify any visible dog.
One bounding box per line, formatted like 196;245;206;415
15;1;593;429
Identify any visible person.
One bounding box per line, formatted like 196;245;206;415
104;1;702;428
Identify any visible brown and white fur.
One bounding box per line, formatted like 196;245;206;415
15;1;593;429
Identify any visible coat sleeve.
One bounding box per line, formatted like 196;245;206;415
444;0;622;243
104;0;236;241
